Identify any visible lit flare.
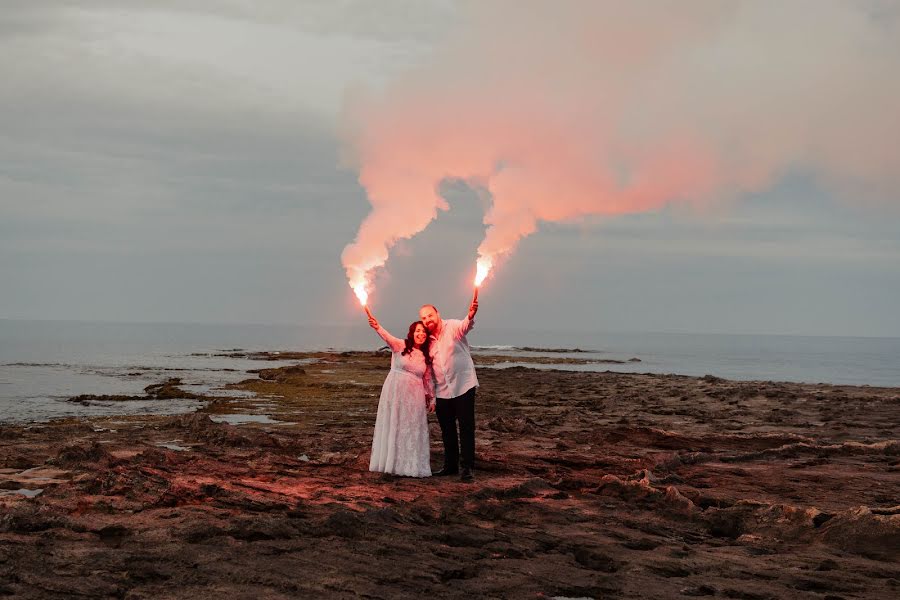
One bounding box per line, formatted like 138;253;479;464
352;283;368;307
474;258;492;287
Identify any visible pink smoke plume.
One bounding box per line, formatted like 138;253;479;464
341;0;900;296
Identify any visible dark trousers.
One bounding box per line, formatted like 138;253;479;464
435;386;476;471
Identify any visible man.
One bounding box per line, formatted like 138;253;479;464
419;298;479;481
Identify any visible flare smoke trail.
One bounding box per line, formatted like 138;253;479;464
341;0;900;296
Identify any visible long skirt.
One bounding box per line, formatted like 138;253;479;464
369;369;431;477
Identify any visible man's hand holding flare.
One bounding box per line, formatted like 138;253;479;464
471;259;487;319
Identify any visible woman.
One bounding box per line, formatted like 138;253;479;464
367;312;435;477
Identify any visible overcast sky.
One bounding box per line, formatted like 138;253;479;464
2;1;899;337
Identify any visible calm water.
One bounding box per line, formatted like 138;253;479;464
1;319;898;423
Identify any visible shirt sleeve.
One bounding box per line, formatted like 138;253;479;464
457;316;475;338
375;326;406;353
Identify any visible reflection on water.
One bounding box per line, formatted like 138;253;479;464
0;488;43;498
155;441;191;452
472;336;900;388
0;358;297;424
209;414;287;425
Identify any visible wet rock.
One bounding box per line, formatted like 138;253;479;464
124;557;172;584
439;566;479;581
648;561;692;577
314;451;360;465
85;465;171;501
0;504;68;533
473;478;554;500
621;537;660;550
605;426;695;450
52;442;115;467
227;516;298;542
0;450;40;470
816;558;839;571
164;414;280;448
144;378;202;400
792;577;858;594
820;507;900;560
594;475;696;514
69;393;146;404
704;506;751;539
813;512;834;528
627;468;660;484
68;378;202;404
363;507;405;526
439;527;496;548
182;523;227;543
468;498;509;521
722;589;777;600
681;585;717;596
319;509;365;538
486;416;512;433
94;524;130;548
203;487;289;513
571;546;619;572
255;365;307;383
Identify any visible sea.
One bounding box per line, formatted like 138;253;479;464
1;319;898;424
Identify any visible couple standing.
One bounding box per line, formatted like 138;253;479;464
366;298;479;481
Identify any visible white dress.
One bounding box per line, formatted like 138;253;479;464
369;326;433;477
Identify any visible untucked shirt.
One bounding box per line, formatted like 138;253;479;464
429;317;478;399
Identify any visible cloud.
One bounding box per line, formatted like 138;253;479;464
0;1;389;266
341;0;900;294
0;0;457;43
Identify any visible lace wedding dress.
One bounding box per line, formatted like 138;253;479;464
369;327;433;477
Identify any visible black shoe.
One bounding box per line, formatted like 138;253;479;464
459;467;474;482
433;468;458;477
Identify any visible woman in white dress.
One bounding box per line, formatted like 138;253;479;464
366;313;435;477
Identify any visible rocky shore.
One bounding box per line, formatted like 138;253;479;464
1;351;898;599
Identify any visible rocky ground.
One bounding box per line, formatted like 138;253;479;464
1;351;898;599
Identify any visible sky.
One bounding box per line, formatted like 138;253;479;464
2;0;899;337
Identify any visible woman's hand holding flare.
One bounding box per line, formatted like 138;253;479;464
366;309;379;330
468;298;479;321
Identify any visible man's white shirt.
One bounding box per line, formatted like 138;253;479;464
428;317;478;399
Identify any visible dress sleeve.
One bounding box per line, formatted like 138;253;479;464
423;364;436;399
375;326;406;353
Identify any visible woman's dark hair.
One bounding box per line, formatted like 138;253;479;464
401;321;432;366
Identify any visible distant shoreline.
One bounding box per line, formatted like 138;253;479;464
2;350;899;426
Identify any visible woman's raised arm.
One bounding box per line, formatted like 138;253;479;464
368;311;405;352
